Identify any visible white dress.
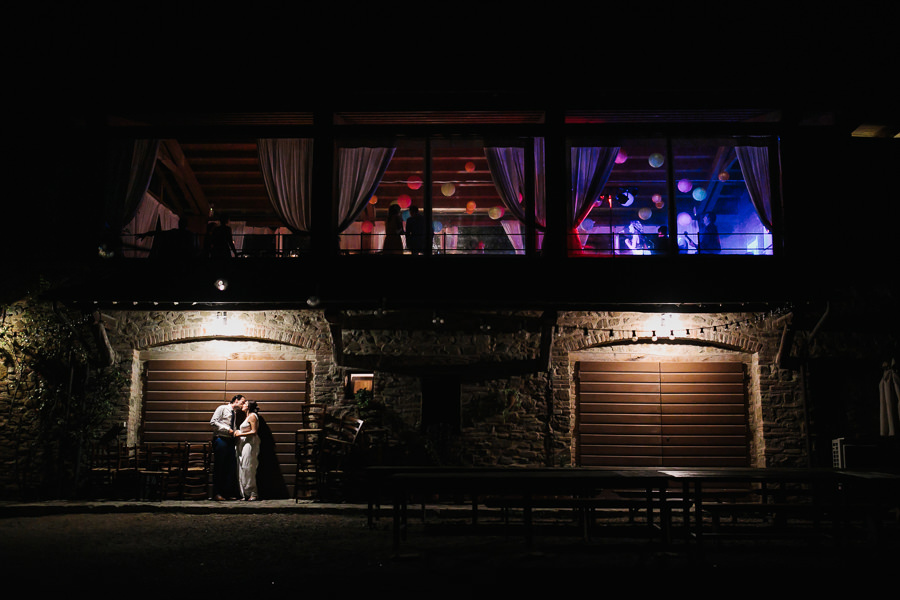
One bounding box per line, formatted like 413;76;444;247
236;413;260;499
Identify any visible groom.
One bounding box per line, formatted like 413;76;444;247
209;394;243;500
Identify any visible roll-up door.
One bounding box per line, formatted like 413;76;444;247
143;359;310;493
576;361;748;468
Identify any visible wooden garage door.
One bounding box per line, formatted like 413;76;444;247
143;359;310;490
577;361;748;468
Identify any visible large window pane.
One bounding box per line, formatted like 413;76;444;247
673;139;773;255
338;137;543;255
571;139;670;255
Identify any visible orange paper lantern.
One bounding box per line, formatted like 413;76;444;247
466;201;477;214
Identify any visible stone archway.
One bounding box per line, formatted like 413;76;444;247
550;310;796;468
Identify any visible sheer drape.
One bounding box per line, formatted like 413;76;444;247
104;139;160;233
735;145;773;231
257;139;313;233
484;139;546;250
122;192;178;257
336;146;396;232
570;146;619;250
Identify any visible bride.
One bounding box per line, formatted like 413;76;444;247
233;397;260;501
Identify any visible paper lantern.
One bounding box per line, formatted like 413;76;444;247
368;195;378;205
441;182;456;197
615;149;628;164
677;212;693;228
718;171;730;182
692;187;707;201
466;201;477;214
465;161;476;172
397;194;412;209
361;221;375;233
652;193;663;205
432;221;443;233
580;218;594;231
402;210;410;220
407;175;423;190
488;206;505;220
677;179;693;193
648;153;665;168
638;207;652;220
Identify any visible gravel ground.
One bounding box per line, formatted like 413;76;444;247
1;503;896;596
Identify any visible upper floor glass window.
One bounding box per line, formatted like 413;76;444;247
569;136;778;256
337;136;545;255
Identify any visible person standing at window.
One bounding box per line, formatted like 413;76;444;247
405;205;426;255
624;220;649;255
683;212;721;254
382;203;405;254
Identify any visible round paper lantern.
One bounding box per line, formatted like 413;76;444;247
368;195;378;205
402;210;410;220
397;194;412;209
580;218;594;231
441;182;456;197
465;161;476;173
638;207;652;220
407;175;423;190
692;187;707;201
615;149;628;164
432;220;443;233
488;206;505;220
466;201;477;214
648;153;665;168
677;179;693;193
677;212;693;228
361;221;375;234
652;193;663;205
718;171;730;182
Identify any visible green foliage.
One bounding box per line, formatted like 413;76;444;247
1;289;121;497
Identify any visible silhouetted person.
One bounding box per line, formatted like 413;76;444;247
684;212;721;254
404;205;427;254
208;217;237;258
382;204;404;254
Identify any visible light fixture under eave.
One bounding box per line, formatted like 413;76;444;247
214;278;228;291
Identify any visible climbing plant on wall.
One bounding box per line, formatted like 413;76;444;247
0;285;123;499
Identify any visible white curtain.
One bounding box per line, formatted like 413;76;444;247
736;145;773;232
121;192;177;257
257;138;313;232
880;359;900;437
501;220;525;255
484;139;546;250
570;146;619;250
104;139;160;233
336;146;395;233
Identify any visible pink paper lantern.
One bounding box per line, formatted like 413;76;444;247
397;194;412;209
677;179;693;193
361;221;374;233
615;149;628;164
407;175;423;190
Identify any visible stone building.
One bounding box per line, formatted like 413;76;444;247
3;9;897;499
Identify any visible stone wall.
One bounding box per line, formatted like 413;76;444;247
1;302;812;498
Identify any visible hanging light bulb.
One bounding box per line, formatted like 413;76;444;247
631;330;639;342
651;330;658;342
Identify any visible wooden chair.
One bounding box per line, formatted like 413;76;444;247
317;413;365;500
139;443;186;500
294;404;326;501
87;442;118;497
182;441;212;500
